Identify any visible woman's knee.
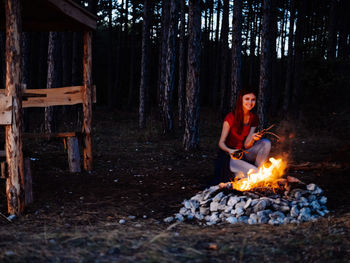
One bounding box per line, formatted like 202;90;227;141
260;138;271;151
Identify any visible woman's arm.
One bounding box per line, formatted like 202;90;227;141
244;127;262;149
218;121;238;155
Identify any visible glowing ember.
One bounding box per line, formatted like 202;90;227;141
231;157;287;191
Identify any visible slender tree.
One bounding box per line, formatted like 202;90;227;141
327;0;337;59
178;0;186;127
183;0;201;150
162;0;179;133
231;0;243;109
139;0;152;128
258;0;272;127
45;32;59;133
219;0;229;113
283;0;295;114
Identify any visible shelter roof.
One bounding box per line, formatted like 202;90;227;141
0;0;96;31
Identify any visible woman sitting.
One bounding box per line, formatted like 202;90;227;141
212;87;271;185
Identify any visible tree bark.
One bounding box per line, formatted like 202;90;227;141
45;32;59;133
219;0;229;113
162;0;178;133
5;0;25;215
178;0;186;127
0;32;5;89
82;31;93;171
231;0;243;109
107;0;114;108
291;0;306;117
183;0;201;150
283;0;296;114
327;0;337;60
258;0;272;128
158;0;170;119
212;0;222;109
139;0;152;128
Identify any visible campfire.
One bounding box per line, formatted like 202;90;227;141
164;157;329;225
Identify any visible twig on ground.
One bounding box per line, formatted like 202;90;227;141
0;212;12;223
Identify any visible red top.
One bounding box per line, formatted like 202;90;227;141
224;112;259;149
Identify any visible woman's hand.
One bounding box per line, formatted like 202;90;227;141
228;149;239;155
252;132;262;141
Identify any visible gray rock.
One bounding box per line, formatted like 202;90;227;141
310;200;321;211
244;198;252;209
226;216;238;224
253;200;267;212
313;187;323;195
210;202;219;212
294;191;302;199
187;213;194;220
235;201;246;209
213;192;225;202
224;206;234;213
272;203;281;211
235;207;244;217
316;210;325;216
200;198;212;206
199;207;210;215
175;213;185;222
195;212;204;220
269;211;286;220
300;197;308;203
227;196;240;207
238;216;249;223
190;200;199;209
283;217;291;224
184;200;191;209
209;213;219;223
257;209;272;217
298;207;311;221
203;186;219;200
268;219;281;225
307;184;316;191
319;196;327;204
191;194;203;202
258;215;269;224
179;207;189;215
308;194;317;202
280;206;290;212
248;213;258;224
290;206;300;217
251;199;259;207
119;219;126;224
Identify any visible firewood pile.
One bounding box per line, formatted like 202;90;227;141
164;183;329;225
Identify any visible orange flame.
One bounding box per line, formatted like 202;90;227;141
231;157;287;191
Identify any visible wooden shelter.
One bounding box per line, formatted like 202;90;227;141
0;0;96;215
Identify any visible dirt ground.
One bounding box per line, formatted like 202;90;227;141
0;107;350;263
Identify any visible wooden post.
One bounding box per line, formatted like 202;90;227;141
5;0;25;215
67;136;81;173
82;31;93;171
24;158;33;205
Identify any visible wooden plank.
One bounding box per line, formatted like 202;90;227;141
24;158;33;205
5;0;25;215
0;93;12;125
82;31;93;171
47;0;97;30
22;86;83;108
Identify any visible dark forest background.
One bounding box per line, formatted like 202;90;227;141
0;0;349;148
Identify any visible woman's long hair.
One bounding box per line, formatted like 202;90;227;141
232;87;258;134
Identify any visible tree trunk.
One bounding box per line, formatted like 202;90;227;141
291;0;306;117
21;32;30;132
107;0;114;108
257;0;272;128
327;0;337;60
127;1;137;109
5;0;25;215
0;32;5;89
212;0;222;109
283;0;295;114
139;0;152;128
45;32;59;133
231;0;243;109
158;0;170;119
248;1;257;86
162;0;178;133
178;0;186;127
183;0;201;150
219;0;229;113
82;31;93;171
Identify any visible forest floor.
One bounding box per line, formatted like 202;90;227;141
0;107;350;263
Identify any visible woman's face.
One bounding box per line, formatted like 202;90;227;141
242;93;256;112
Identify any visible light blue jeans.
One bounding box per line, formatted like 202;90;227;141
229;139;271;176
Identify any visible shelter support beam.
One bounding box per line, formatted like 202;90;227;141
82;31;93;171
5;0;25;215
